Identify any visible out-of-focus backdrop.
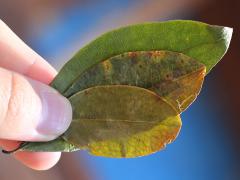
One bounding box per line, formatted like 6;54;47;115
0;0;239;179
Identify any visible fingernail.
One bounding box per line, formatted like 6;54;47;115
37;92;72;138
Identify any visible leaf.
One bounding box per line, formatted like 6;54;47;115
63;86;181;158
50;20;232;95
64;50;206;112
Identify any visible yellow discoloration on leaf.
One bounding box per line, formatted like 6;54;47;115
88;116;181;158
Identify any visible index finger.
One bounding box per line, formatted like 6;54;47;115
0;19;56;84
0;19;63;170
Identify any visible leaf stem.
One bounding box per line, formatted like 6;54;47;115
2;142;29;154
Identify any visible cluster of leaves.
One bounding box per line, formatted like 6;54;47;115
8;20;232;158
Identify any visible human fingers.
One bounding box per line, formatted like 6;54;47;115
0;19;56;84
0;68;71;170
0;19;68;170
0;67;72;141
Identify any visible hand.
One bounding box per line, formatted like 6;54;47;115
0;20;72;170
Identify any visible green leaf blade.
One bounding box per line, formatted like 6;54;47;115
51;20;232;95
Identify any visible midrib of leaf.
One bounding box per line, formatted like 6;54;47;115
72;118;178;125
182;37;225;53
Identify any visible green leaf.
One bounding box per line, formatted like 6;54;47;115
64;50;206;112
51;20;232;95
63;86;181;157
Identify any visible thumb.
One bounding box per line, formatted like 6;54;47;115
0;67;72;141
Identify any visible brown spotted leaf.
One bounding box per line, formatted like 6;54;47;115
65;51;206;113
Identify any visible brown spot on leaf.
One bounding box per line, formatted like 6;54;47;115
147;51;153;57
84;90;89;95
165;73;173;80
128;52;138;58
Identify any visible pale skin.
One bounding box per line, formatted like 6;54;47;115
0;20;72;170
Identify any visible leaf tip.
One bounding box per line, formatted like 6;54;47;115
222;26;233;49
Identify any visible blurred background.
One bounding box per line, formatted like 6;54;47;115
0;0;239;179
